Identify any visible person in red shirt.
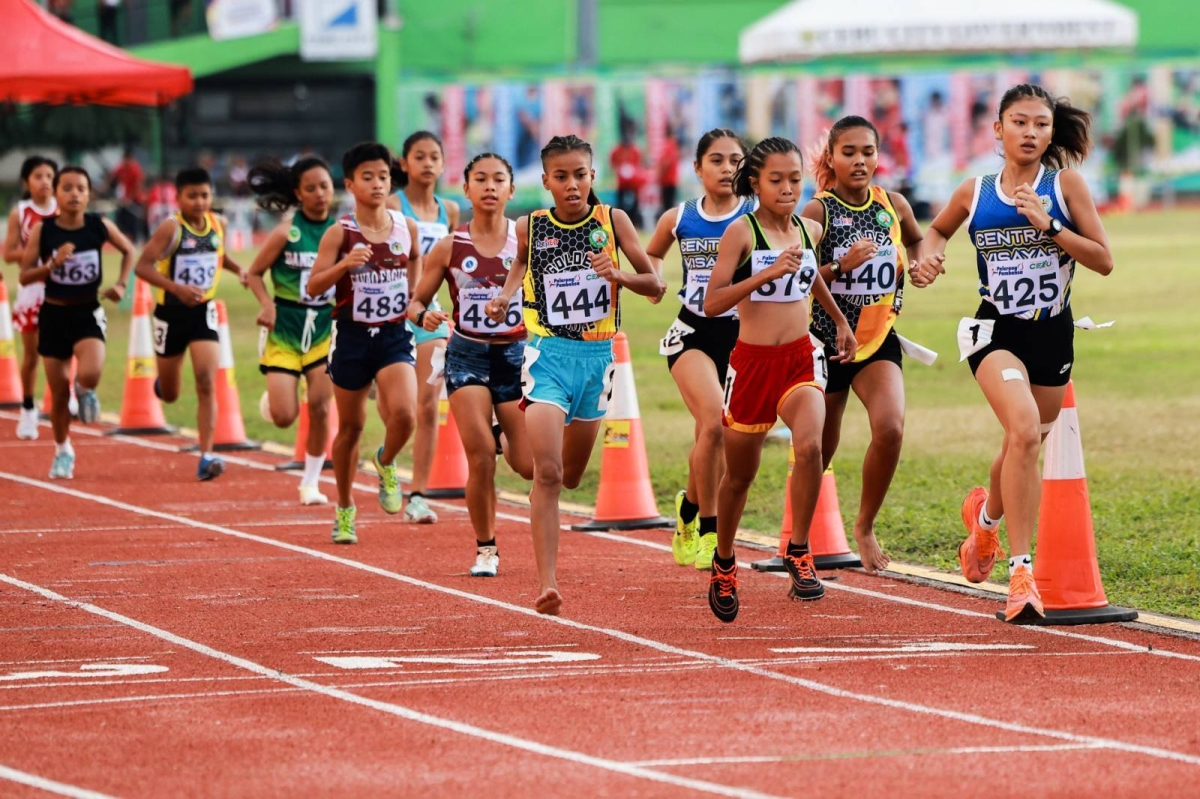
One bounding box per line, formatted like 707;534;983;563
657;130;681;216
107;148;147;242
609;133;643;228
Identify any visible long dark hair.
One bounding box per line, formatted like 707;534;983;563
998;84;1091;169
396;130;444;189
694;128;745;164
732;137;802;198
19;155;58;201
462;152;515;183
809;115;879;192
540;135;600;206
342;141;405;186
248;156;332;212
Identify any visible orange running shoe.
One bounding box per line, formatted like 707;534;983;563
1005;564;1045;622
958;487;1004;583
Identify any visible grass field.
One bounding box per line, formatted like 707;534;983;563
5;209;1197;618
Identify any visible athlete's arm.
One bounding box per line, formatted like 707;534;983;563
486;215;528;322
805;218;857;363
445;200;461;231
3;208;22;265
802;198;877;284
307;223;365;299
911;177;973;287
101;217;136;303
409;234;451;329
703;218;757;316
136;218;204;306
403;217;425;309
644;206;680;275
603;208;667;299
216;215;247;283
1019;169;1113;276
889;191;927;281
246;222;288;329
18;223;52;285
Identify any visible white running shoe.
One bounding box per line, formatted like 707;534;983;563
258;391;272;423
77;388;100;424
299;484;328;506
469;545;499;577
67;392;79;418
404;494;438;524
16;407;39;440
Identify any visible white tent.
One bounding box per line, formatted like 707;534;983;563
739;0;1138;63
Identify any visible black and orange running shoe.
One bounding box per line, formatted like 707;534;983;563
784;550;824;601
708;559;739;623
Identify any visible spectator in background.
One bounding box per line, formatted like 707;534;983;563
49;0;74;24
610;131;643;229
97;0;121;44
657;129;680;216
106;147;146;243
228;156;250;198
145;174;177;233
170;0;191;36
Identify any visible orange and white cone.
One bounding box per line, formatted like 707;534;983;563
998;381;1137;625
0;282;22;408
425;379;468;498
752;457;861;571
571;332;671;531
113;279;173;435
212;300;259;451
275;383;337;471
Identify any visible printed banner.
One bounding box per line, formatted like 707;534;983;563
299;0;377;61
206;0;277;40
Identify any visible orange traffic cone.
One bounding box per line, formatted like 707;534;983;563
212;300;259;451
997;381;1137;625
41;357;78;418
113;279;173;435
276;386;337;471
425;378;468;498
571;332;671;531
0;282;23;408
752;458;861;571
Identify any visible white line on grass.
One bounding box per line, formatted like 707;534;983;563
3;471;1200;769
0;764;115;799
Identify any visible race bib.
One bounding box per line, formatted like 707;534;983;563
658;317;695;357
831;245;899;296
175;252;219;290
458;286;522;335
542;269;612;327
682;269;734;318
957;316;996;362
51;250;101;286
986;254;1063;316
751;249;817;303
299;268;335;306
352;271;408;324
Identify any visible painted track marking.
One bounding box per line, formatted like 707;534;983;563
0;764;115;799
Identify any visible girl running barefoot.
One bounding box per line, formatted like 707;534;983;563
801;116;926;575
645;128;753;571
136;168;247;482
4;156;58;441
246;157;338;506
386;131;461;524
912;84;1113;622
19;166;135;478
485;135;664;615
409;153;533;577
703;137;857;623
309;143;422;545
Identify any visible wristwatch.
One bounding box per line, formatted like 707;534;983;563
829;260;843;277
1045;218;1063;238
415;309;427;327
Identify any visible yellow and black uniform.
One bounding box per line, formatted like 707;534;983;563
811;186;906;393
519;204;620;424
259;212;336;376
152;211;225;358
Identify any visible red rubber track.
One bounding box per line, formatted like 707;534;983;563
1;416;1199;798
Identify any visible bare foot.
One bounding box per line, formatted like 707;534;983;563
535;587;562;615
853;525;891;576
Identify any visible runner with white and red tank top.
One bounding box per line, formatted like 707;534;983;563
3;156;58;440
308;142;424;546
410;152;533;577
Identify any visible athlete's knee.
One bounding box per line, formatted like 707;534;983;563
792;436;822;467
696;419;724;454
872;418;904;453
466;449;496;479
722;467;756;496
337;419;365;440
389;405;416;435
1005;423;1041;460
533;460;564;491
193;371;216;397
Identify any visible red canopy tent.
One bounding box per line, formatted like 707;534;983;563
0;0;193;106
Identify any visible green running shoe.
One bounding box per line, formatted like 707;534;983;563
694;533;718;571
331;506;357;544
374;446;402;514
671;489;699;566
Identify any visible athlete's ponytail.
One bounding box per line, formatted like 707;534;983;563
395;130;444;189
998;84;1092;169
807;115;879;193
540;135;600;206
732;137;802;198
248;156;332;213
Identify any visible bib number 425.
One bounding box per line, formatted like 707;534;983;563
991;272;1059;314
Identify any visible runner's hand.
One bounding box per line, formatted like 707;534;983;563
840;239;879;272
338;245;372;271
102;283;125;303
485;295;511;323
423;309;449;331
52;243;76;268
590;250;616;280
908;253;945;288
832;321;858;363
173;284;206;307
256;305;276;330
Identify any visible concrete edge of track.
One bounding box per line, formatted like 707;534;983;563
73;408;1200;640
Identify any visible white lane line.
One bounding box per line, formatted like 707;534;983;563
0;764;115;799
0;574;778;799
631;742;1107;767
3;472;1200;768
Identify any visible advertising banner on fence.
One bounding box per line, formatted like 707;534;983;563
300;0;377;61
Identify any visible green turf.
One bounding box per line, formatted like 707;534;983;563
7;209;1197;618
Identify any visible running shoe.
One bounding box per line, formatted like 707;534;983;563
694;533;717;570
708;559;739;623
1005;564;1045;622
67;391;79;418
331;506;357;544
404;494;438;524
77;387;100;424
197;455;225;482
16;407;39;440
49;451;75;480
671;490;699;566
958;487;1005;583
374;447;402;514
299;484;328;506
784;550;825;601
469;545;499;577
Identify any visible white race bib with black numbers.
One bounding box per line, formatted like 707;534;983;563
831;245;899;296
985;254;1063;316
459;286;522;335
751;249;817;303
352;273;408;324
299;268;335;306
658;317;695;357
682;269;734;318
175;252;219;290
50;250;101;286
543;269;612;327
